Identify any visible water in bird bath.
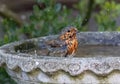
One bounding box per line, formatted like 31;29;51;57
76;45;120;57
14;41;120;57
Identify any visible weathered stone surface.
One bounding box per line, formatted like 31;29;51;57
1;32;120;83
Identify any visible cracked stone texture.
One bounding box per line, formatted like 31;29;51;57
1;32;120;83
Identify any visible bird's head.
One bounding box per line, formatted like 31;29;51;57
59;26;78;40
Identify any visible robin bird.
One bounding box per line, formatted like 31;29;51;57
59;26;78;57
40;26;78;57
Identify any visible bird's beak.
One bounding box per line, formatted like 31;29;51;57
74;28;79;33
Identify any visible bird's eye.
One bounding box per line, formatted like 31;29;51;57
69;36;72;38
67;30;70;32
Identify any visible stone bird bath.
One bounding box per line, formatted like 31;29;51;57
1;32;120;83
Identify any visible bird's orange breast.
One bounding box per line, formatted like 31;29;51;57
66;38;78;55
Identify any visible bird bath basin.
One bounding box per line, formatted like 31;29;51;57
1;32;120;83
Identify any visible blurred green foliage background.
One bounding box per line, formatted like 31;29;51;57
0;0;120;83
